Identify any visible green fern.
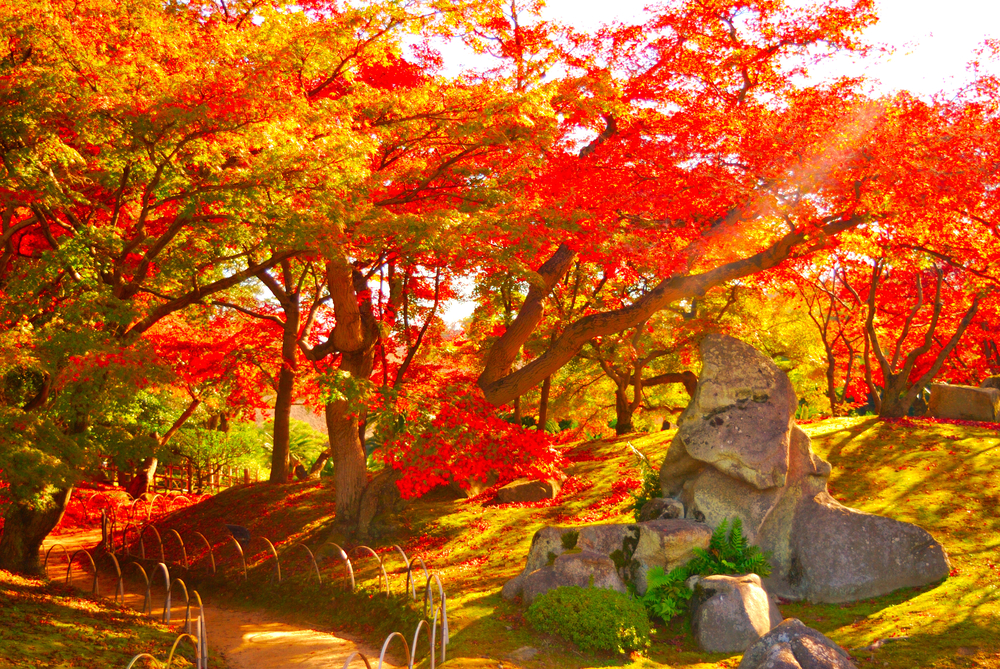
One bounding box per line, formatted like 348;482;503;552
640;516;772;623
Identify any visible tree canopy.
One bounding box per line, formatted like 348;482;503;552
3;0;1000;570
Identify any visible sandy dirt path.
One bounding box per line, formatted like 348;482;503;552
41;530;398;668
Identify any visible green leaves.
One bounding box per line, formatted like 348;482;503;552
640;516;772;623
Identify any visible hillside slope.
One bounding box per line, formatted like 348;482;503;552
141;417;1000;669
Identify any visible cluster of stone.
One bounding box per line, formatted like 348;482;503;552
501;335;952;664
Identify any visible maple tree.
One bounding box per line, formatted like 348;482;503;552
5;0;1000;568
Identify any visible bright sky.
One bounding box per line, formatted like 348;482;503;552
440;0;1000;324
539;0;1000;97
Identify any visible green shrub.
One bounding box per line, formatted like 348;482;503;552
641;517;771;623
526;586;651;654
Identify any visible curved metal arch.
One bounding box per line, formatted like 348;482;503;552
192;532;216;574
350;545;389;595
165;632;200;668
169;578;191;631
254;536;281;583
341;651;374;669
43;543;69;579
192;590;208;669
152;562;171;622
404;554;429;602
319;541;355;591
423;573;449;663
106;552;124;604
124;652;160;668
291;544;322;584
164;529;189;569
227;535;247;582
129;562;152;614
411;618;435;669
146;494;163;522
378;632;411;669
140;525;165;563
122;522;140;556
66;549;99;595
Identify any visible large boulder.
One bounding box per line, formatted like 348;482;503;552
661;335;951;603
497;478;562;504
521;551;627;605
690;573;783;653
502;519;712;600
927;383;1000;422
632;519;713;594
739;618;857;669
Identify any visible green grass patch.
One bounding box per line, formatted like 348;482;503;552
145;419;1000;668
0;569;222;668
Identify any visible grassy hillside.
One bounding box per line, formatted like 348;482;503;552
144;417;1000;669
0;569;216;668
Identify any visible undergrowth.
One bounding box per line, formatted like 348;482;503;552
67;417;1000;669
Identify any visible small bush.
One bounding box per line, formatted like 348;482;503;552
526;586;651;654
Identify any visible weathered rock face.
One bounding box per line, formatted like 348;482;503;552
521;551;627;605
497;478;561;504
738;618;857;669
678;335;798;490
690;573;783;653
661;335;951;603
927;383;1000;422
638;497;685;521
980;376;1000;391
502;520;711;601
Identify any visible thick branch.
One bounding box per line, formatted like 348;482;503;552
479;214;865;406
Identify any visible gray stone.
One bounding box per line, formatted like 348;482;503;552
497;478;561;504
659;335;951;603
675;334;797;490
632;519;713;594
928;383;1000;422
577;523;637;556
739;619;857;669
638;497;685;521
690;573;783;653
980;376;1000;391
501;526;577;601
521;550;627;605
788;491;951;603
511;646;539;662
501;572;526;601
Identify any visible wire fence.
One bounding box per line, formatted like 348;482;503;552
42;501;451;669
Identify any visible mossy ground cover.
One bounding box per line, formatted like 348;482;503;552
0;569;219;668
142;417;1000;668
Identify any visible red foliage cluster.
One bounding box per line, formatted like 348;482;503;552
0;469;8;534
884;416;1000;431
49;483;210;536
402;532;448;558
554;476;641;524
383;391;566;499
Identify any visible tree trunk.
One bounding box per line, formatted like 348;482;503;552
325;262;379;529
270;300;301;484
269;363;296;484
537;376;551;431
326;396;367;528
614;386;635;435
0;487;73;575
127;457;157;498
306;448;332;479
